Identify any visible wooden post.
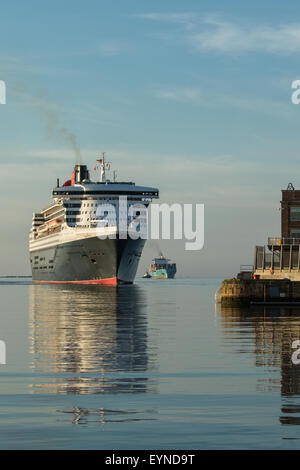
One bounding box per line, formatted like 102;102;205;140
262;246;265;272
280;244;283;271
298;244;300;271
290;244;293;271
271;245;274;270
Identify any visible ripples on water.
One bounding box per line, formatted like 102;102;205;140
2;278;300;448
217;304;300;430
29;284;156;395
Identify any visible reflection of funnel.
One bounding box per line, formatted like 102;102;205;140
29;284;156;394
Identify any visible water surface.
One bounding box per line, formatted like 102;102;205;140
1;278;300;449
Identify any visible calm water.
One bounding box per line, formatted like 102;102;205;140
1;278;300;449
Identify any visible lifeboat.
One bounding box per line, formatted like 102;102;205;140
45;218;63;227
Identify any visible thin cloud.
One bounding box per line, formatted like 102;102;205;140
153;85;294;119
138;13;196;30
139;12;300;54
154;87;205;103
97;41;125;57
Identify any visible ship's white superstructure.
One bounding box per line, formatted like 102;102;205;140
29;157;159;284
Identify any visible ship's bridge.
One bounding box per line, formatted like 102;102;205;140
52;162;159;199
153;257;170;265
52;182;159;199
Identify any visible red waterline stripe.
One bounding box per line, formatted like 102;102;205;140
33;277;117;286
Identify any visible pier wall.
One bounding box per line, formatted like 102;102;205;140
254;270;300;281
221;278;300;306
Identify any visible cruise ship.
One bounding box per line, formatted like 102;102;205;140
29;156;159;285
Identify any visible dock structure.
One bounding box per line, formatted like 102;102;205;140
221;278;300;306
219;183;300;305
254;243;300;280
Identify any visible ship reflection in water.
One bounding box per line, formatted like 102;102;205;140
29;284;156;394
218;304;300;427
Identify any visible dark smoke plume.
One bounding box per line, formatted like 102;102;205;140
12;82;82;163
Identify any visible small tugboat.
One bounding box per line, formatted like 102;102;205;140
143;271;151;278
145;255;176;279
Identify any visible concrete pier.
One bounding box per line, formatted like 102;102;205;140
219;183;300;306
221;278;300;306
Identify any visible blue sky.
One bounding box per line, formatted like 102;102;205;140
1;0;300;275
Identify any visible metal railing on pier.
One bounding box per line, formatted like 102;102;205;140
255;245;300;271
268;237;300;246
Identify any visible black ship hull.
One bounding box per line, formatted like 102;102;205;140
30;236;146;285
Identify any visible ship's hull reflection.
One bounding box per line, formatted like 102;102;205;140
29;284;156;394
217;304;300;426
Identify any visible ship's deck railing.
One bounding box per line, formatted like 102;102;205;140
35;225;62;240
255;245;300;271
268;237;300;246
